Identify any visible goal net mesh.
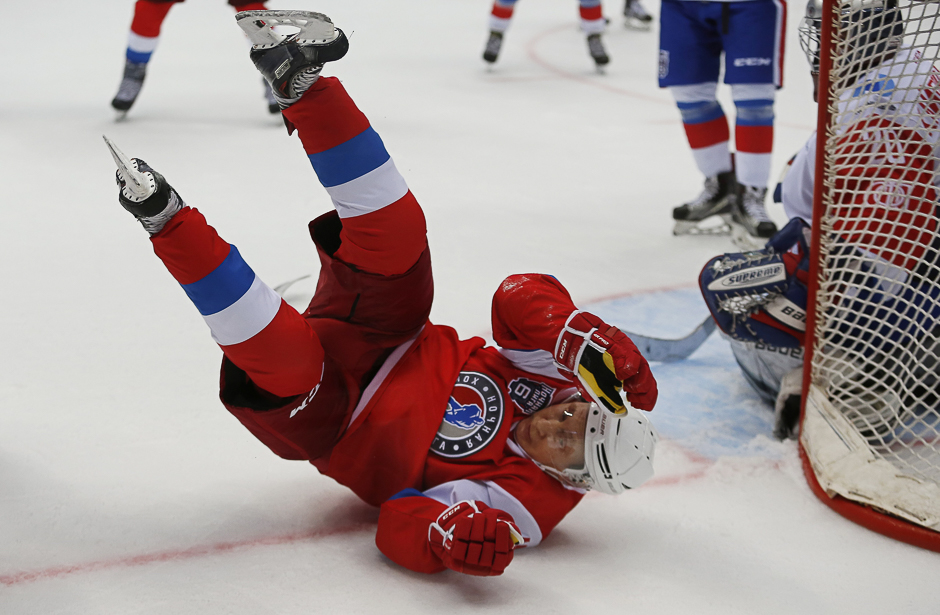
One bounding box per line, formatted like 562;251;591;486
803;0;940;537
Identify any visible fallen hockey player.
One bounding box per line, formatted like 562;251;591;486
105;9;660;577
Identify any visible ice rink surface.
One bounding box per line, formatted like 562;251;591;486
3;1;940;613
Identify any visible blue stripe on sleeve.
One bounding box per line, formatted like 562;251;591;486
387;488;428;502
126;49;153;63
307;126;391;188
181;245;256;316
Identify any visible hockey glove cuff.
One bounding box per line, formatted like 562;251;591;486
554;311;658;412
428;501;523;577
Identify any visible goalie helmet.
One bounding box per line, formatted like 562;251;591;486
799;0;903;76
536;399;659;496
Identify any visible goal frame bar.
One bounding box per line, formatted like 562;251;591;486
798;0;940;553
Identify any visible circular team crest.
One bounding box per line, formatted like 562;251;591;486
431;371;505;459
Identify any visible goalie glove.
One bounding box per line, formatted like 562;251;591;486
554;311;658;412
428;501;523;577
699;217;811;349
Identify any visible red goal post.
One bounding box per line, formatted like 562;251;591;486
801;0;940;551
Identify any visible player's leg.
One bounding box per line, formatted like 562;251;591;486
238;12;426;279
659;0;734;234
106;137;347;461
580;0;610;66
722;0;786;245
112;0;181;114
239;11;432;350
483;0;517;63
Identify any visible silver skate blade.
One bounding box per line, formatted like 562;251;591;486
624;18;653;31
102;135;153;201
236;10;336;48
729;223;769;252
672;218;732;236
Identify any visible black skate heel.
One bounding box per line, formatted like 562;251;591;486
236;10;349;107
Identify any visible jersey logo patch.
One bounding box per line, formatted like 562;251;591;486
432;372;505;459
508;377;556;415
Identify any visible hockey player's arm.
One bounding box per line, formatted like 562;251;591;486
491;274;658;411
376;489;522;576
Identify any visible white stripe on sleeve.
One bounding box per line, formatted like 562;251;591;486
204;276;282;346
326;158;410;219
499;348;566;380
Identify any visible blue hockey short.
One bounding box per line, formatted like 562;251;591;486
658;0;786;88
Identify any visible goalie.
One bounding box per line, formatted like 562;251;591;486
106;10;660;578
698;0;940;439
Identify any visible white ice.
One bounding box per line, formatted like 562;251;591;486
2;1;939;613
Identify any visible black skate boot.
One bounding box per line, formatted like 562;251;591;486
587;33;610;66
111;59;147;114
730;185;778;249
623;0;654;29
483;30;504;63
104;135;184;236
672;170;737;235
236;10;349;109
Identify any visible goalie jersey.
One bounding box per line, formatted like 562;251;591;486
782;45;940;272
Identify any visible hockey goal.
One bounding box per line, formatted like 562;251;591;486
801;0;940;550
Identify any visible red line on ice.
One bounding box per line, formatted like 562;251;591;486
0;522;373;587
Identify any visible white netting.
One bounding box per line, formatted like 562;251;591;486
808;0;940;531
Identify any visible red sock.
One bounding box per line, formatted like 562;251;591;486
130;0;175;38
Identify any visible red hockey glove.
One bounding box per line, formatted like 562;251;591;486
554;311;658;412
428;501;523;577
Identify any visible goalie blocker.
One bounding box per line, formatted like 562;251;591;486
699;217;811;349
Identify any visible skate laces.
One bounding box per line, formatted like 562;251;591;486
587;35;606;57
485;32;502;56
626;0;651;19
688;176;720;209
139;189;183;236
114;61;146;102
741;186;773;222
273;65;323;109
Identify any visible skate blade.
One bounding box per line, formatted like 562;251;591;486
102;135;156;201
672;218;731;236
236;10;336;49
624;17;653;31
729;221;769;251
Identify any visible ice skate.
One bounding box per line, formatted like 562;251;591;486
483;30;504;64
236;10;349;109
587;33;610;67
672;170;737;236
729;185;778;250
623;0;654;30
111;59;147;117
103;135;184;235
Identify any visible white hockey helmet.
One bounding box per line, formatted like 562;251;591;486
537;398;659;495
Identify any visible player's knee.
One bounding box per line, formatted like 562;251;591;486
677;99;723;124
